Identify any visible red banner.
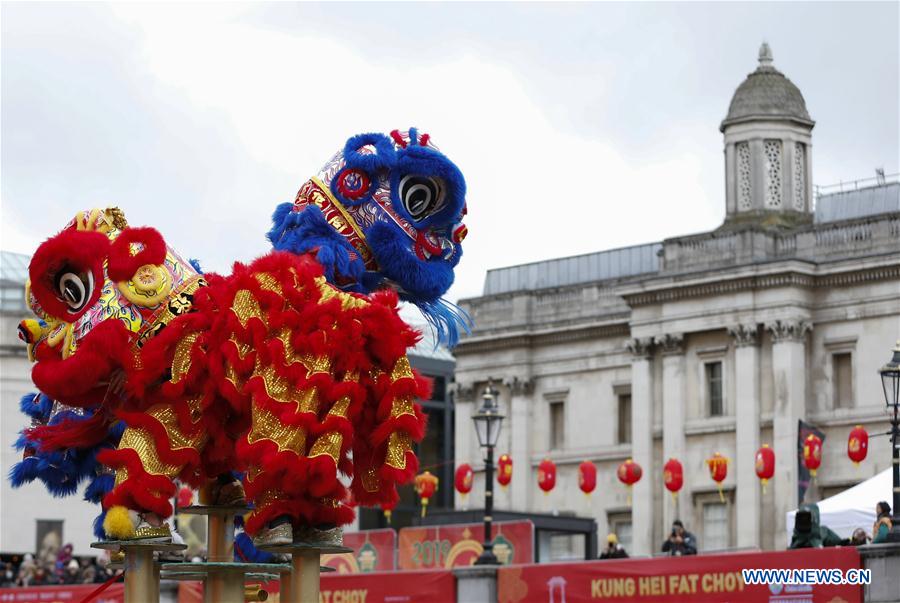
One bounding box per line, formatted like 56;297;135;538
399;520;534;570
177;570;454;603
322;529;397;573
498;548;862;603
321;569;455;603
0;583;124;602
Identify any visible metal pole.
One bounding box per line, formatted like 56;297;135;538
892;405;900;541
475;444;498;564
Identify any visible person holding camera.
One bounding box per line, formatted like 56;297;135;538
662;519;697;556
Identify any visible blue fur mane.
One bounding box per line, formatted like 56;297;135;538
416;298;473;349
268;203;366;291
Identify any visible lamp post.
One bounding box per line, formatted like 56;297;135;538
472;380;504;565
879;341;900;541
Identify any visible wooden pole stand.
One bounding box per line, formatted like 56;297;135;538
92;540;186;603
258;542;345;603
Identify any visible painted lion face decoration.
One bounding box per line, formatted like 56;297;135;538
21;208;203;403
268;128;469;345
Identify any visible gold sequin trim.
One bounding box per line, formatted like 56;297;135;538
308;432;342;463
231;289;263;328
256;490;289;510
275;329;331;374
328;396;351;419
254;272;283;295
390;395;415;419
118;427;183;478
316;277;368;310
148;399;204;451
247;405;307;454
391;357;414;381
256;360;321;416
384;432;412;470
361;467;380;493
170;332;199;384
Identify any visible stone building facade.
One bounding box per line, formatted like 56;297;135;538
453;45;900;556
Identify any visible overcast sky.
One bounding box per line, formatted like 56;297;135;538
2;2;898;306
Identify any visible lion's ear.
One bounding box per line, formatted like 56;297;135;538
107;227;167;282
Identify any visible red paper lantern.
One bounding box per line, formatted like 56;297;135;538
382;500;397;524
578;461;597;496
497;454;513;488
663;458;683;501
803;434;823;478
537;458;556;494
617;459;642;505
415;471;439;517
755;444;775;493
847;425;868;465
706;452;729;502
455;463;474;502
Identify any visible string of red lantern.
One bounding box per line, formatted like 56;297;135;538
497;454;513;489
803;434;823;480
455;463;474;504
706;452;729;503
415;471;439;517
538;458;556;494
382;500;397;524
663;458;683;502
578;460;597;498
617;458;642;506
847;425;868;466
755;444;775;494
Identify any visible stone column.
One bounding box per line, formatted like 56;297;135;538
729;324;760;549
504;376;533;513
766;319;811;547
627;337;654;557
656;333;685;530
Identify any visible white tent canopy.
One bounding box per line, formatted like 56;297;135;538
785;468;892;546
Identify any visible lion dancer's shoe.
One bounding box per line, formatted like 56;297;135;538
199;473;247;507
102;506;173;542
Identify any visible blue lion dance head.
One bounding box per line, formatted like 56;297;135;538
268;128;470;346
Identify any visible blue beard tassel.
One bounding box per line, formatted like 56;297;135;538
20;392;53;421
93;509;108;540
84;473;115;504
9;457;40;488
416;297;473;349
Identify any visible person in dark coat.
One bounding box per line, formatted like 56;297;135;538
662;520;697;556
872;501;893;543
790;503;843;548
600;533;629;559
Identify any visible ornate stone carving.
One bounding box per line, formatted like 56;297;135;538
728;324;759;347
765;319;811;343
654;333;684;355
455;382;477;403
626;337;654;359
504;376;534;396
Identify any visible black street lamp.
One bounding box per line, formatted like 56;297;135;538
879;340;900;542
472;380;504;565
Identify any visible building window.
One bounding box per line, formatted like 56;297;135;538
737;142;751;210
764;139;783;208
793;142;805;210
833;352;853;409
705;361;724;417
607;512;632;554
617;393;632;444
702;502;730;551
431;376;446;402
549;401;565;449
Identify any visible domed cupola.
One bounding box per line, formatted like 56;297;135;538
721;43;815;224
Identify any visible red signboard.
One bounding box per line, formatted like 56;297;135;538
0;583;124;602
497;548;862;603
320;569;455;603
398;520;534;570
322;529;397;573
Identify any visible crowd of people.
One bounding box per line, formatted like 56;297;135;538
0;545;121;588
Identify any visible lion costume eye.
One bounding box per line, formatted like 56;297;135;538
55;270;94;313
399;175;445;221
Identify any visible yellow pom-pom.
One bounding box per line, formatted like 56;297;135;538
103;506;135;540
